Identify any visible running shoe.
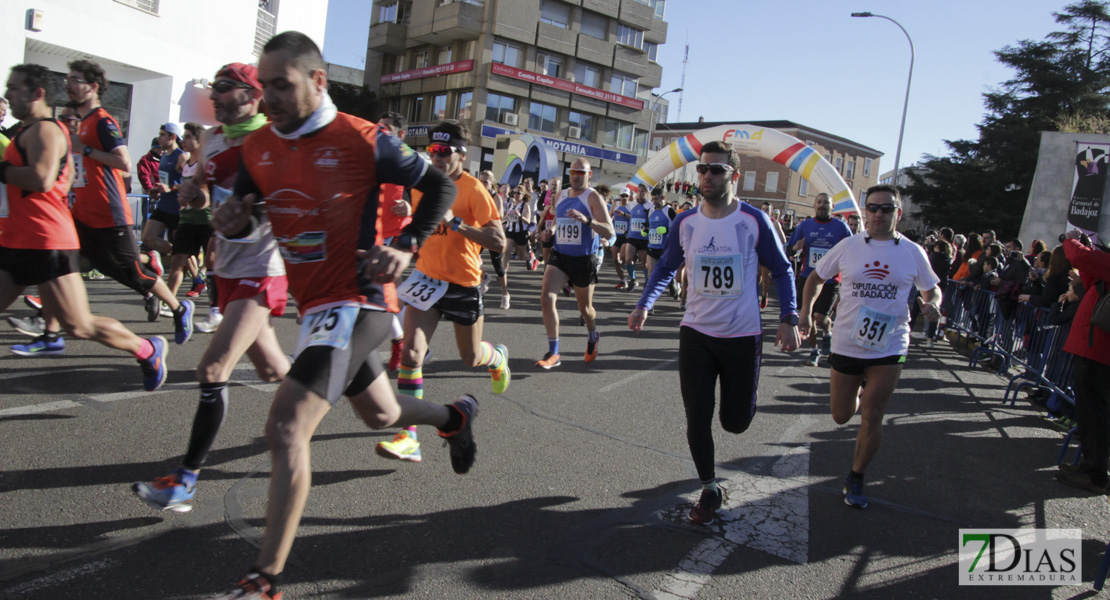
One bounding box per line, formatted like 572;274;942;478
8;315;45;337
85;269;106;280
24;295;42;310
186;280;207;298
174;300;195;344
806;349;820;367
439;395;478;474
535;352;561;370
528;257;539;271
820;335;831;356
625;280;638;293
500;293;510;310
159;302;174;318
489;344;511;394
211;572;281;600
480;272;491;294
147;250;164;278
669;281;679;299
145;294;160;322
387;338;403;371
561;285;573;297
376;430;422;462
11;335;64;357
614;281;627;290
585;332;599;363
132;470;196;512
843;476;868;509
196;311;224;334
139;336;168;391
689;486;726;525
760;294;768;309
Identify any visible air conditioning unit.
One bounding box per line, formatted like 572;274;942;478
501;113;518;126
567;126;582;139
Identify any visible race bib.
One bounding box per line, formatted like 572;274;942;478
72;154;87;188
694;253;742;298
506;209;520;224
851;305;897;351
614;220;628;235
294;303;359;356
159;170;169;186
630;217;646;235
556;217;583;246
808;246;828;268
648;227;664;245
0;184;8;218
211;185;232;209
397;269;450;311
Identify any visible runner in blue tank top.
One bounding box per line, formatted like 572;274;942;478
536;158;614;369
610;191;632;290
621;184;651;292
646;186;677;302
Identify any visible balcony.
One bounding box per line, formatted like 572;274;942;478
576;32;614;66
410;0;484;45
642;61;662;88
618;0;653;30
367;22;409;53
581;0;618;18
613;44;649;78
645;17;667;44
536;21;577;56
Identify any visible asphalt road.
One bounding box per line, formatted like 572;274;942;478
0;258;1107;600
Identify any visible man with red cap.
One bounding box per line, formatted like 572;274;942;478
132;61;290;513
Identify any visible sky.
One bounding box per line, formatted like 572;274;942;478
323;0;1067;175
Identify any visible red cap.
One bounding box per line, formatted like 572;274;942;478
214;62;261;90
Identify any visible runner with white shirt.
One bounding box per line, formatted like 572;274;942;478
629;140;800;525
799;184;941;509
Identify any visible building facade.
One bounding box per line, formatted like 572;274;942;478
880;163;930;232
653;119;882;219
364;0;668;183
0;0;327;183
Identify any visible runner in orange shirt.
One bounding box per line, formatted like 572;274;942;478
377;120;511;464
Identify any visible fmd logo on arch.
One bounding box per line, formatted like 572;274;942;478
959;529;1081;586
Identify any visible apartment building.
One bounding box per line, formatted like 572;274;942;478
653;119;882;219
364;0;668;183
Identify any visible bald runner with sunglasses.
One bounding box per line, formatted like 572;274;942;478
629;141;800;526
798;184;941;510
788;192;852;367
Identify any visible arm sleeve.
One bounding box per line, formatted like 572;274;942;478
96;118;125;152
755;210;797;316
636;211;690;310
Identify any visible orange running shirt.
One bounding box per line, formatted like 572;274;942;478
237;112;428;314
1;120;79;250
71;108;131;228
413;171;498;287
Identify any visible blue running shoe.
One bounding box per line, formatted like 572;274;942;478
843;476;868;509
175;300;194;344
133;469;195;512
11;335;64;357
139;336;168;391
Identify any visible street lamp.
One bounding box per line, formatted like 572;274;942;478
645;86;683;160
851;11;914;191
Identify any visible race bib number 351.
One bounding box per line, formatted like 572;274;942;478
695;253;741;298
851;306;896;351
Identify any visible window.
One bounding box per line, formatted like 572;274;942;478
413;51;428;69
644;41;658;62
845;159;856;180
492;41;523;67
537;53;563;78
486;93;516;122
540;0;571;28
379;2;398;23
604;118;634;150
610;71;637;97
863;158;872;177
799;178;808;196
765;172;779;192
115;0;159;15
617;24;644;49
253;3;277;57
433;94;447;120
743;171;757;191
834;156;843;173
574;63;601;88
653;0;666;18
409;96;423;123
529;101;558;133
438;45;453;65
457;91;473;120
568;111;596;141
581;11;608;39
824;152;832;164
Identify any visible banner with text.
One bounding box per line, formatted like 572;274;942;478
381;60;474;84
490;63;645;110
1068;141;1109;244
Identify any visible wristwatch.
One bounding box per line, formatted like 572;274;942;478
392;232;419;253
82;145;94;157
780;314;799;326
449;216;463;231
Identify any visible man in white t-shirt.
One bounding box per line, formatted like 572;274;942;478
799;184;941;509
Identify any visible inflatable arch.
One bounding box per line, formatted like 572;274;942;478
629;124;860;217
495;133;560;187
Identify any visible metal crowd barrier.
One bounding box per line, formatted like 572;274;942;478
127;194;149;234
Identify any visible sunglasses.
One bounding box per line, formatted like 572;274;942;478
569;169;590;176
695;163;734;176
427;143;459;157
865;203;898;214
210;80;254;93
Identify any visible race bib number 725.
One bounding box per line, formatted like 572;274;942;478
294;303;359;356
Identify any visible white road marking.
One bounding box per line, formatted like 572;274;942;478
597;358;678;393
653;444;810;599
3;558;117;597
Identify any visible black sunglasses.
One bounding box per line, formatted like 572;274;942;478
695;163;734;176
865;203;897;214
211;80;254;93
